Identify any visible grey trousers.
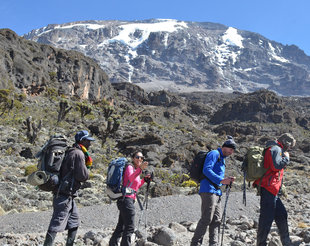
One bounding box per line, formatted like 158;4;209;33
191;193;222;246
48;194;80;232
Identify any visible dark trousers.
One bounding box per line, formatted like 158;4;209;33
257;187;291;246
43;227;78;246
43;195;79;246
191;193;221;246
48;195;79;232
109;197;135;246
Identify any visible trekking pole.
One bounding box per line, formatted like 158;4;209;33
135;194;145;243
220;182;232;246
136;172;153;243
144;179;151;236
243;169;247;206
137;194;144;231
143;172;153;235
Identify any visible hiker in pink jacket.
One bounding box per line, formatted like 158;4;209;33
109;150;151;246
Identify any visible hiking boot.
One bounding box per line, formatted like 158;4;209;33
190;238;203;246
43;231;56;246
281;237;293;246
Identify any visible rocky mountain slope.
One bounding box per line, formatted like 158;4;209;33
24;19;310;96
1;26;310;245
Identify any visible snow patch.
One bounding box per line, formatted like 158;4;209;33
212;44;241;66
36;23;106;36
268;43;289;63
109;19;187;49
210;27;244;67
57;23;105;30
222;27;243;48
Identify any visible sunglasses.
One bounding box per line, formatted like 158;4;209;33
135;156;144;160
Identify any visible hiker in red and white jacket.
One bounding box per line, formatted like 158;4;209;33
254;133;296;246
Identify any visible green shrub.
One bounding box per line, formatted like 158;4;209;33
45;87;58;99
154;169;190;187
24;164;37;176
88;172;94;179
48;71;57;81
181;180;198;188
5;147;14;155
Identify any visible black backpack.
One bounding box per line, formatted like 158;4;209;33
190;150;220;189
27;135;69;191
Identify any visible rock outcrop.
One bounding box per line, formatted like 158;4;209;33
0;29;112;101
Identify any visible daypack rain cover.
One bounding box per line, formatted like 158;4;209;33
106;157;129;199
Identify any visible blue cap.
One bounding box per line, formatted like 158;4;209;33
75;130;95;142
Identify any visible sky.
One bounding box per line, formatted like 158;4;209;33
1;0;309;55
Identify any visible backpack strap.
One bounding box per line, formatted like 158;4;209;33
56;147;76;197
255;147;271;195
121;163;136;199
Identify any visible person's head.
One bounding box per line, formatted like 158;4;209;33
75;130;95;149
131;150;144;168
221;136;237;157
277;133;296;151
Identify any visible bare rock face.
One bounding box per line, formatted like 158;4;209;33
112;82;149;104
0;29;112;101
210;89;296;124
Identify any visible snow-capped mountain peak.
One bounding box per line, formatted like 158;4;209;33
24;19;310;96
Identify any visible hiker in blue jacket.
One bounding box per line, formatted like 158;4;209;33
190;136;236;246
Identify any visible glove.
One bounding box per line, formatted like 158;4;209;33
144;175;152;182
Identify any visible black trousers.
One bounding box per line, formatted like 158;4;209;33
109;197;135;246
257;187;290;246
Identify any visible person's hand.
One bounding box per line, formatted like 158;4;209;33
220;176;235;185
144;174;152;182
140;161;148;170
283;151;290;158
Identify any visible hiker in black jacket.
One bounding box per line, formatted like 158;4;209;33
43;130;94;246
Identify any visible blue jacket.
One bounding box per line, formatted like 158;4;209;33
199;148;226;196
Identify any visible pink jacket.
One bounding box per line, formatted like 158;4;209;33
123;164;145;200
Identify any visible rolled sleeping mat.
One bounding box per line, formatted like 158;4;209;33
27;171;49;186
106;187;123;200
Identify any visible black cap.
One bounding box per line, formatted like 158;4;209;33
222;136;237;150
